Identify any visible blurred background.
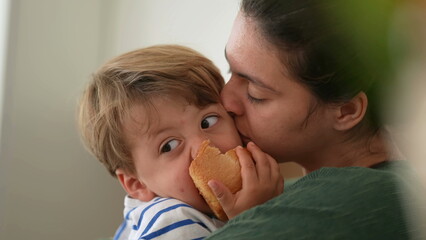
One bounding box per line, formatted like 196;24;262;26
0;0;424;239
0;0;239;239
0;0;302;239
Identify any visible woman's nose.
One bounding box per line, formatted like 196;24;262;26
221;77;243;116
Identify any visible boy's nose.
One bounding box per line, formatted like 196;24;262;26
190;136;210;160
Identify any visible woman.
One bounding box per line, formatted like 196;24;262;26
206;0;411;239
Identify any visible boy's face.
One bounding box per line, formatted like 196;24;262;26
123;96;242;214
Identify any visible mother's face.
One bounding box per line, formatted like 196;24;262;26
222;12;336;163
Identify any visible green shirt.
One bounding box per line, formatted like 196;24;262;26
206;161;410;240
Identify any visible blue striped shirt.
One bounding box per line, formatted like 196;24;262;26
114;196;224;240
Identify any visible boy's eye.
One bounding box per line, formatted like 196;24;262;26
160;139;179;153
201;115;218;129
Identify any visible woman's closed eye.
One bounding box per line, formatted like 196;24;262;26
160;139;180;153
201;115;218;129
247;93;265;104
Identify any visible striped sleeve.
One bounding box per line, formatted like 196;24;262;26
114;197;224;240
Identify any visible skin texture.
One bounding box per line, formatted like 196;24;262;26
209;142;284;219
120;97;242;214
222;12;340;167
223;11;390;169
209;10;389;219
117;96;282;218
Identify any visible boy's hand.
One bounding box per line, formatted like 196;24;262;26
208;142;284;219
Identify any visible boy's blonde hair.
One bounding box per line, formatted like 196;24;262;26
78;45;224;176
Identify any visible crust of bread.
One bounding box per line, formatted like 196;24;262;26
189;140;242;221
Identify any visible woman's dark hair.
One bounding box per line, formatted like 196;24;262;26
241;0;396;137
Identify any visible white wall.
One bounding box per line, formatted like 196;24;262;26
0;0;10;237
0;0;9;152
0;0;239;239
100;0;240;77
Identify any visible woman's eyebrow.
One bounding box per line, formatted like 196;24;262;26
237;73;278;94
225;48;278;93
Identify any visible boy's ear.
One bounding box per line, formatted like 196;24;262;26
115;168;156;202
332;91;368;131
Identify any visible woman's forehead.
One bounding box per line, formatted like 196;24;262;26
227;14;291;91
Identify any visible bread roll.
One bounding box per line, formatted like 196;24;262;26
189;140;242;221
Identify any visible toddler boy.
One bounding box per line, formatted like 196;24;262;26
78;45;282;240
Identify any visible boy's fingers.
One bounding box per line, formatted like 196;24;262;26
277;175;284;195
269;154;281;180
247;141;283;196
247;142;271;180
236;146;258;184
267;154;284;195
208;180;234;216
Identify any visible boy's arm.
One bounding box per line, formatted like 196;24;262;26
208;142;284;219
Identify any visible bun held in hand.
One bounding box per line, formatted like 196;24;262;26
189;140;242;221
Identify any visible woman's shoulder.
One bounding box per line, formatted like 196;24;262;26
291;161;404;187
284;161;406;205
206;161;410;239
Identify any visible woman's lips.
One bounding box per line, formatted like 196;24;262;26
239;132;251;147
